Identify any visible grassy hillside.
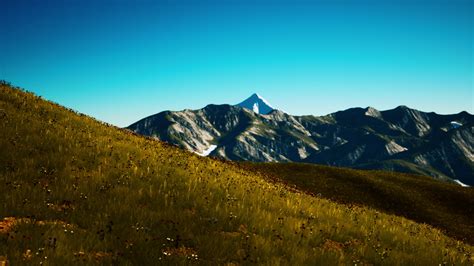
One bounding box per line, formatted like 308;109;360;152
356;159;453;182
0;82;473;265
243;162;474;245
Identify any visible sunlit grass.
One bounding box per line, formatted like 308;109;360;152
0;81;472;265
243;162;474;245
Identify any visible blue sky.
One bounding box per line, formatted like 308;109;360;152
1;0;472;127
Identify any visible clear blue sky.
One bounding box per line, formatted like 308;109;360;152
1;0;472;127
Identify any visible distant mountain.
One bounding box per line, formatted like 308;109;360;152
236;93;274;114
128;94;474;186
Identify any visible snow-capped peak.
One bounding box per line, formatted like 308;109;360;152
236;93;274;114
253;93;273;109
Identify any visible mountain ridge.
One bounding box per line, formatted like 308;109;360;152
128;95;474;186
236;93;274;114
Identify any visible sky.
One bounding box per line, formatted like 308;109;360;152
1;0;472;127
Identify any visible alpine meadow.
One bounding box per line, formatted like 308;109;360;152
0;82;473;264
1;1;473;264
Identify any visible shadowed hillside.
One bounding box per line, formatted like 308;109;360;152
0;82;472;265
242;162;474;244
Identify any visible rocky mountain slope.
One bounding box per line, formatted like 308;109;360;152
128;95;474;186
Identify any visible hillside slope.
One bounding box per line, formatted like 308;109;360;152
0;82;473;265
243;162;474;244
129;102;473;185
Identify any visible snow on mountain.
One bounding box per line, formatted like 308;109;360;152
450;121;463;129
237;93;274;114
195;145;218;157
253;103;259;113
454;179;470;187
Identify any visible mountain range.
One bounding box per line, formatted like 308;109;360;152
128;94;474;186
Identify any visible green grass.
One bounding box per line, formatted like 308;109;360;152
0;82;473;265
242;162;474;245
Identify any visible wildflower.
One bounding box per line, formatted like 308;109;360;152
22;250;32;261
